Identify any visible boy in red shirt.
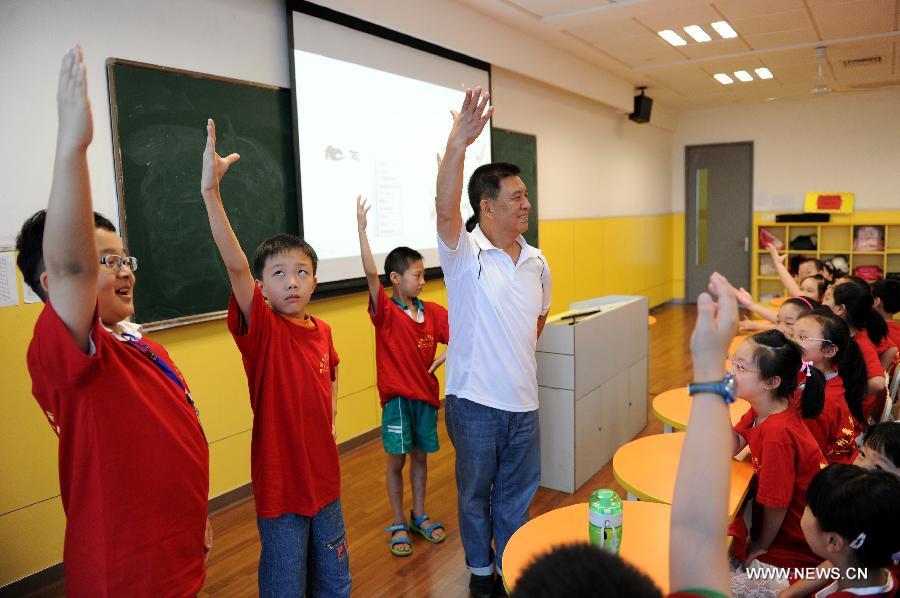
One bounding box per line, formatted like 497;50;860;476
17;47;210;596
200;119;349;597
355;196;450;556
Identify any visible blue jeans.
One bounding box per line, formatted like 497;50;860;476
256;499;351;597
445;395;540;576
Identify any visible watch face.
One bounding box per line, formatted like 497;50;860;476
723;375;737;398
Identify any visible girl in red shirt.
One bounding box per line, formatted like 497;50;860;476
826;279;892;422
728;330;828;582
800;464;900;597
793;310;867;464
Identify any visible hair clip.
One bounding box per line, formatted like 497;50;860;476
799;360;814;376
849;532;866;550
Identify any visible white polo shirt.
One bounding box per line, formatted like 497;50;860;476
438;225;552;412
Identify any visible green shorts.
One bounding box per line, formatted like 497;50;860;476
381;397;439;455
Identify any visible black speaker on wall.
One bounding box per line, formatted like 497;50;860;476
629;87;653;124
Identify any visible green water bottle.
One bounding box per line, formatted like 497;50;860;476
589;489;623;554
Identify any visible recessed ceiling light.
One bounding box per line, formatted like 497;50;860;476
683;25;712;43
734;70;753;82
710;21;738;39
658;30;687;46
714;73;734;85
755;67;774;79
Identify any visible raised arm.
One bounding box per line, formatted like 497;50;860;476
356;196;381;308
436;87;492;248
735;286;778;323
44;46;99;353
670;271;736;596
766;244;803;297
200;118;255;322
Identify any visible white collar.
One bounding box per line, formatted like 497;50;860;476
815;570;894;597
471;224;541;262
101;318;144;342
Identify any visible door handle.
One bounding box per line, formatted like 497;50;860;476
744;236;749;252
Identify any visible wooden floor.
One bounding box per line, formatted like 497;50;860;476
31;302;696;598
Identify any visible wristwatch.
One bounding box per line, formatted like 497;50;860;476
688;374;737;404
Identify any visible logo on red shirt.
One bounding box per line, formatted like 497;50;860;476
417;334;435;350
319;353;329;375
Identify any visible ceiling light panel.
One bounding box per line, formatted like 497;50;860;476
710;21;738;39
658;29;687;46
733;70;753;82
683;25;712;42
754;68;774;79
714;73;734;84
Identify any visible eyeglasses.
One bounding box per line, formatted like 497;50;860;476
728;354;758;374
100;255;138;272
795;334;835;346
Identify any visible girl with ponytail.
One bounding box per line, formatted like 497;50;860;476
793;309;865;463
727;330;827;573
826;279;893;421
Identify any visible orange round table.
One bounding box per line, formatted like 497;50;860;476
502;501;671;593
652;387;751;432
613;432;754;518
648;315;657;326
768;296;787;308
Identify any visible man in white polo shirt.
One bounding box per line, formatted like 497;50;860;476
436;87;552;598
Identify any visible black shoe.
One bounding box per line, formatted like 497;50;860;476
493;574;509;597
469;573;494;598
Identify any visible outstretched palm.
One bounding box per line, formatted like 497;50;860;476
201;118;240;195
447;87;493;151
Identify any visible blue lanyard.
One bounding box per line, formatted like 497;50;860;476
121;333;199;419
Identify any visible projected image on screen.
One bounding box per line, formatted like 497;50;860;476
292;11;491;285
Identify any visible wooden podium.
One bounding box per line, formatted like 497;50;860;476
536;296;649;493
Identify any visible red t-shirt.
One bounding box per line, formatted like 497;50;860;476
369;285;450;408
27;301;209;597
887;320;900;350
855;329;886;422
794;373;860;464
730;407;827;569
227;285;340;518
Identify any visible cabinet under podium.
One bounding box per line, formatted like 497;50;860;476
536;295;649;493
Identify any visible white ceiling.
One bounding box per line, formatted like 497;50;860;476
454;0;900;109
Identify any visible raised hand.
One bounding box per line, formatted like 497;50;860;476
690;272;738;380
734;286;755;308
57;45;93;152
357;195;371;232
446;87;492;152
201;119;240;197
765;243;787;268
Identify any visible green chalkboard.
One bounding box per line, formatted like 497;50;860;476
107;59;297;328
492;128;539;248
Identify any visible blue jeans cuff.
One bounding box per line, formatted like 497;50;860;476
468;562;496;576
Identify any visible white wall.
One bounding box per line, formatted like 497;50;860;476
0;0;676;249
672;91;900;214
492;68;673;219
0;0;290;247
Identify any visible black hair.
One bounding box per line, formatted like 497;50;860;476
15;209;117;303
252;234;318;279
383;246;424;280
798;309;867;423
751;329;825;418
465;162;521;232
512;543;663;598
783;296;821;314
862;422;900;469
833;279;889;345
799;275;829;302
872;278;900;314
796;256;826;275
806;464;900;568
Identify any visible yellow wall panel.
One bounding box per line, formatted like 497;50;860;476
336;386;378;444
0;497;65;587
537;220;575;313
208;430;252;498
